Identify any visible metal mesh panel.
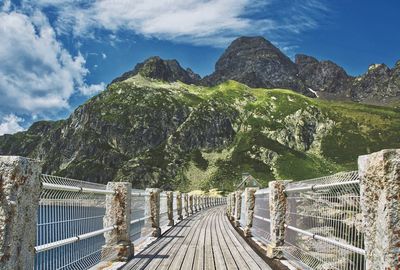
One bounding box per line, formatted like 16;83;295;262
159;192;169;228
283;171;365;270
251;189;271;244
130;189;151;243
35;174;107;270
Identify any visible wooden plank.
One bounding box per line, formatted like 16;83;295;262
213;208;239;270
179;210;206;269
219;207;273;269
143;215;198;270
210;209;228;270
203;208;216;270
124;213;196;269
167;210;212;270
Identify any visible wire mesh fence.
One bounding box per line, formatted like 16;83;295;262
283;171;365;270
251;189;271;245
35;174;109;270
130;189;151;243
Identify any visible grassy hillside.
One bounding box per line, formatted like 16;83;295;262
1;75;399;191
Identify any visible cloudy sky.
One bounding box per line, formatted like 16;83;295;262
0;0;399;135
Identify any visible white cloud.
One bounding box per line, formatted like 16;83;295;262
0;114;24;135
79;82;105;96
27;0;327;47
0;10;104;120
102;53;107;59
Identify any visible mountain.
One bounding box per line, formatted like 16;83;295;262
1;75;399;190
201;36;308;95
111;56;201;85
201;36;400;105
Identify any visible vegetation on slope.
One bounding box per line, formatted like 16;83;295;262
0;75;399;192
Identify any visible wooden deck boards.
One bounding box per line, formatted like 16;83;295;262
122;206;272;270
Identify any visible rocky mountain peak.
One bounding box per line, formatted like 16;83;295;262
201;36;306;94
111;56;201;84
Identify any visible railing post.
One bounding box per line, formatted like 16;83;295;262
189;194;194;215
267;181;286;259
0;156;41;270
198;196;202;211
234;191;242;227
166;191;174;226
176;191;183;220
243;187;258;237
102;182;134;261
193;195;198;212
358;149;400;269
229;192;236;221
146;188;161;237
183;193;189;217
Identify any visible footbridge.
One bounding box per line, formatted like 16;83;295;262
0;148;400;270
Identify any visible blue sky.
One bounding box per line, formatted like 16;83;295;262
0;0;399;135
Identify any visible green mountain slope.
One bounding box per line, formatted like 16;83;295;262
1;75;399;191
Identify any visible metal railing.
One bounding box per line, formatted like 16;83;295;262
130;189;151;243
35;175;151;270
283;171;364;270
229;171;366;270
252;188;271;244
35;175;110;270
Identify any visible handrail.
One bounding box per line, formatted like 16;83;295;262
284;180;360;193
130;216;151;224
42;182;115;195
285;224;365;255
35;225;116;253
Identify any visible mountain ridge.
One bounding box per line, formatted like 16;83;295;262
115;36;400;105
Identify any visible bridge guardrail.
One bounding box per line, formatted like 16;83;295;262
0;155;226;270
227;149;400;270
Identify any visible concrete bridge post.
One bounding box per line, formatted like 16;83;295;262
146;188;161;237
166;191;174;226
359;149;400;270
229;193;236;221
102;182;134;261
198;196;202;211
243;187;258;237
0;156;41;270
234;191;242;227
189;194;194;215
183;193;189;217
266;181;286;259
176;191;183;220
193;195;198;212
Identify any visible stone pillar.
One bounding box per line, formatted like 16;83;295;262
0;156;41;270
102;182;134;261
234;191;242;227
198;196;202;211
193;195;198;212
176;191;183;220
243;187;258;237
166;191;174;226
359;149;400;269
146;188;161;237
189;194;194;215
229;193;236;221
183;193;189;217
267;181;287;259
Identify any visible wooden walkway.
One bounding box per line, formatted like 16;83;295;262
122;206;272;270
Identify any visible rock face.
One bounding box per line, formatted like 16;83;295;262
202;36;307;95
1;76;399;191
295;54;352;99
200;36;400;105
111;56;201;85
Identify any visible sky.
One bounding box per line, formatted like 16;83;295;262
0;0;399;135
